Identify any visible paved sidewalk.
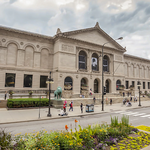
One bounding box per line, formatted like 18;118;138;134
0;101;149;124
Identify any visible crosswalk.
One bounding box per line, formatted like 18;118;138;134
113;111;150;118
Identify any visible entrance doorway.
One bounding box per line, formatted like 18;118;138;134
94;79;98;93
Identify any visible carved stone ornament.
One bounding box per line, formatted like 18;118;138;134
36;45;39;48
76;75;78;78
60;74;62;77
90;75;92;79
20;42;24;45
2;39;6;42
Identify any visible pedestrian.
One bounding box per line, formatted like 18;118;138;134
4;91;7;100
93;96;96;104
134;96;136;103
63;102;66;112
130;96;132;102
89;88;92;95
136;96;137;102
69;102;73;111
110;98;112;105
106;97;108;105
123;98;126;105
123;92;125;97
64;100;67;107
80;103;83;113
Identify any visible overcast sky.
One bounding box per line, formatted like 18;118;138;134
0;0;150;59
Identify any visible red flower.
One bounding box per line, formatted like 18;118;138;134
75;119;78;123
65;125;68;130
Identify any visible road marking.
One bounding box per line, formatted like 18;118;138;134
114;111;124;113
133;113;146;116
140;114;150;117
125;112;139;115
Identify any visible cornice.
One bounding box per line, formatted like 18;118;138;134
0;25;53;40
124;54;150;62
54;34;125;53
62;24;125;52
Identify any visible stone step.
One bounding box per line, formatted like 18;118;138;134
0;100;7;108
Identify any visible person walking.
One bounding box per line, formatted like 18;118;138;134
63;102;66;112
123;92;125;97
106;97;108;105
80;103;83;113
130;96;132;102
69;102;73;111
4;91;7;100
93;96;96;104
110;98;112;105
134;96;136;103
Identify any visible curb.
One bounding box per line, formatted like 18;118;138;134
0;111;108;125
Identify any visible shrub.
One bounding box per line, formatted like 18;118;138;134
7;98;51;108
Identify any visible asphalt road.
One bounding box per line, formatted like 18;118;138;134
1;107;150;135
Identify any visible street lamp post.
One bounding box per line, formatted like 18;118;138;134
137;81;141;106
101;37;123;111
46;72;54;117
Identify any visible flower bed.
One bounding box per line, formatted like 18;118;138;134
3;116;150;149
136;125;150;132
12;116;150;150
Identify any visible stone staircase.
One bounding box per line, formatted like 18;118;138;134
0;100;7;108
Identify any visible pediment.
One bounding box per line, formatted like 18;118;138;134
63;27;124;51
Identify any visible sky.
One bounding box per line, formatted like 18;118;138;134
0;0;150;59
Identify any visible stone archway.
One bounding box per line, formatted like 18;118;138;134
94;79;98;93
105;79;111;93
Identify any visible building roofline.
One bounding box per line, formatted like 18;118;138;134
124;53;150;62
0;25;53;40
62;22;125;51
54;34;125;52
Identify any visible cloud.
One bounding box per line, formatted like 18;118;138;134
0;0;150;59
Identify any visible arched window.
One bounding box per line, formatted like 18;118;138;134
81;78;88;91
64;77;73;90
116;80;121;90
92;53;99;71
103;55;109;72
79;51;87;70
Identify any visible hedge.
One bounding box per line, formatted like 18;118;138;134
7;98;52;108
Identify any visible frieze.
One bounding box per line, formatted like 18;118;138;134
115;55;122;61
61;44;74;53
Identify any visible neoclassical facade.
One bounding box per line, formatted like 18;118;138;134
0;22;150;96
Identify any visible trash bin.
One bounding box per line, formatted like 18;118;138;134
86;104;94;112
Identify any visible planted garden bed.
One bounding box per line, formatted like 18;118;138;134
7;98;51;108
1;116;150;150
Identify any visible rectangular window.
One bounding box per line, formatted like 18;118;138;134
5;73;16;87
126;81;129;89
143;82;145;89
132;81;135;87
40;76;48;88
79;55;86;69
148;82;150;89
24;74;32;87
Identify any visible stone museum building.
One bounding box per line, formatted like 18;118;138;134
0;22;150;97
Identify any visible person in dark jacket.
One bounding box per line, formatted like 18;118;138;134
80;103;83;113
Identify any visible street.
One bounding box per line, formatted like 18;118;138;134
1;107;150;135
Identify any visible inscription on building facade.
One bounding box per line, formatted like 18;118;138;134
62;44;74;53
